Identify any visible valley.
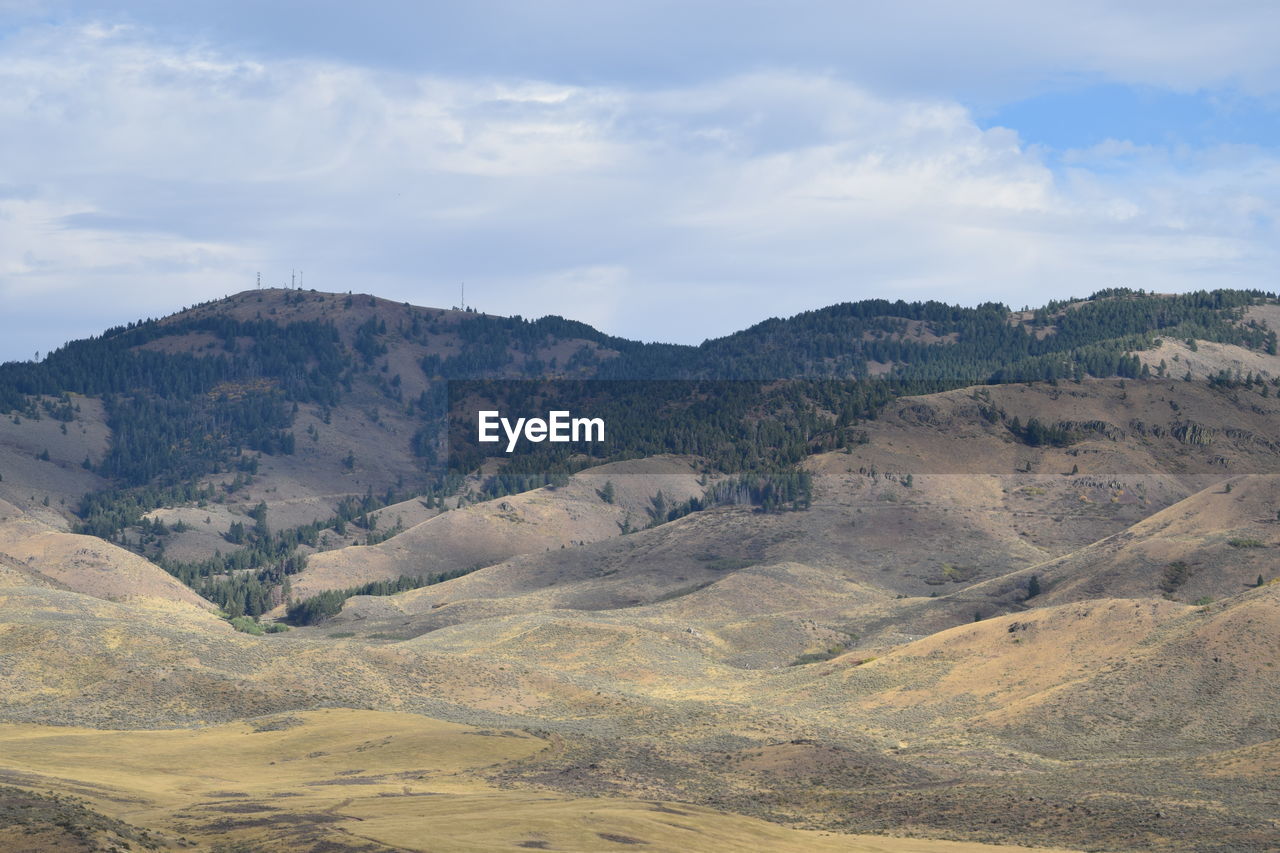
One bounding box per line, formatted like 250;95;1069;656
0;288;1278;851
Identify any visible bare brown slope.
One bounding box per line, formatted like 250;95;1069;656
989;585;1280;757
334;505;890;671
290;456;707;599
339;376;1280;645
330;455;1084;667
320;379;1192;647
855;377;1280;480
1135;336;1280;381
893;473;1280;639
329;453;1071;654
807;374;1280;586
0;499;213;610
773;585;1280;756
0;394;110;522
1030;473;1280;604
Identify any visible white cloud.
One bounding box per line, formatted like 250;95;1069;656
0;20;1277;360
22;2;1280;101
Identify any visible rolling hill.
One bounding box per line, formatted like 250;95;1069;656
2;286;1280;851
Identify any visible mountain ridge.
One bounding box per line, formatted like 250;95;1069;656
3;286;1280;850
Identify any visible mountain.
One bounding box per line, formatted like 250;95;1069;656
2;285;1274;619
3;286;1280;851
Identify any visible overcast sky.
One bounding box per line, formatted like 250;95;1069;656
2;2;1278;361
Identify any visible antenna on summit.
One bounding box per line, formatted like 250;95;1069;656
461;281;466;311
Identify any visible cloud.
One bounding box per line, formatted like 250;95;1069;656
17;2;1280;101
0;20;1277;361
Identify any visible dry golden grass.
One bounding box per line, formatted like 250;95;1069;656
0;500;213;610
0;709;1079;852
1135;335;1280;381
936;473;1280;618
292;456;707;601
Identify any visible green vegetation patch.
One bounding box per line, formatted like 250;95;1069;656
1161;561;1193;594
286;568;482;626
695;553;756;572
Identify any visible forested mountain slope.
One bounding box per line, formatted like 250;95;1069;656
0;286;1276;620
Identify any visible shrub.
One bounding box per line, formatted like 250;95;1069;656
790;645;846;666
597;480;616;504
285;567;480;626
1161;561;1192;594
229;615;264;635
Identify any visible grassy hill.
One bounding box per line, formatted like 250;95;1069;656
0;498;213;610
3;287;1280;850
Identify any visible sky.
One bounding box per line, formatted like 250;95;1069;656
1;1;1278;361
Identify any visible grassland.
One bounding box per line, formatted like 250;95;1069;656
0;710;1084;852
